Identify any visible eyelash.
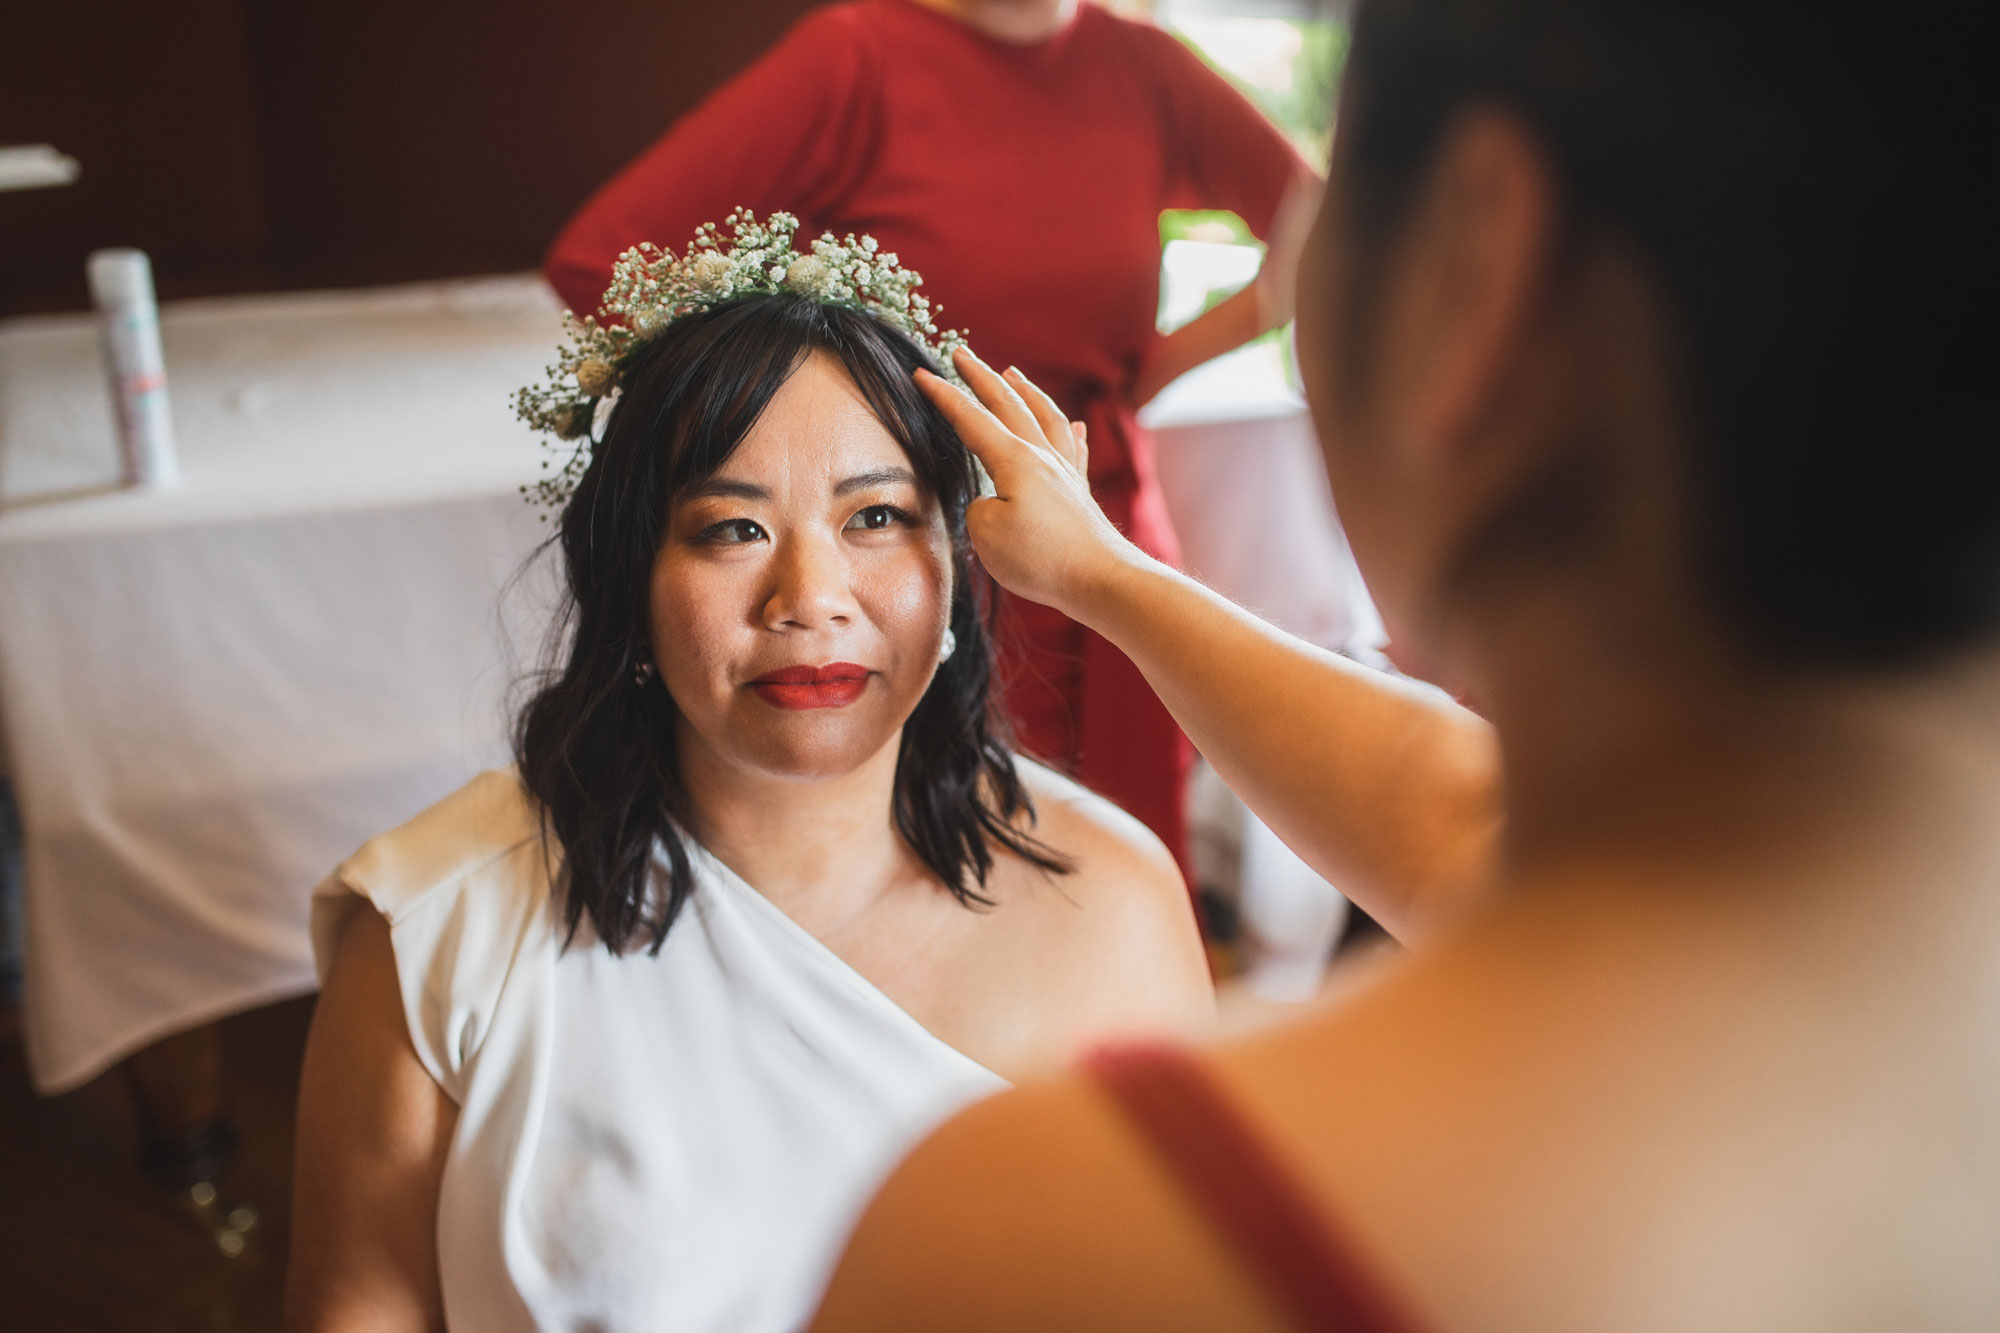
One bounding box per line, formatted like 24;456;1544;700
695;518;768;545
692;505;917;545
848;504;917;532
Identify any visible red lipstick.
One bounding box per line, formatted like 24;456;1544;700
749;663;871;710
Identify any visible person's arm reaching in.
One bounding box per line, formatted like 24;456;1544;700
921;349;1502;945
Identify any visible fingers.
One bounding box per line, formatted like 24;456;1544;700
915;369;1025;486
916;347;1094;494
951;347;1051;448
1002;366;1088;475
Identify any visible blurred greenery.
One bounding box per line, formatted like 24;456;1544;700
1173;19;1348;170
1155;16;1348;385
1159;208;1258;249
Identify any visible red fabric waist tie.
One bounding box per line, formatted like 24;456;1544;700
1087;1043;1419;1333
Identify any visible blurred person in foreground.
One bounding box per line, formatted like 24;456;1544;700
546;0;1326;878
812;0;1998;1326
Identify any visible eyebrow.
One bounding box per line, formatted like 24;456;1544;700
684;478;770;501
833;466;918;496
684;466;918;502
680;462;916;498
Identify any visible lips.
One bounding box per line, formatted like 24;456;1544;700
748;662;871;710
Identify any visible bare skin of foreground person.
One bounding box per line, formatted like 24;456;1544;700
811;13;2000;1325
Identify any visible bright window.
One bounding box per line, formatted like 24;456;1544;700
1151;1;1347;410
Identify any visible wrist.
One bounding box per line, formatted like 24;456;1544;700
1069;539;1160;636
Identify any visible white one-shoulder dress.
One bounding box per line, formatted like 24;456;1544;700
312;770;1007;1332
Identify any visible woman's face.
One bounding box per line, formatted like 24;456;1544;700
650;352;953;785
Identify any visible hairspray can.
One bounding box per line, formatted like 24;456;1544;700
86;248;180;488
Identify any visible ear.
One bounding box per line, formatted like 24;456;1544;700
1385;108;1559;462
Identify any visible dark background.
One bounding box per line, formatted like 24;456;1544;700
0;0;823;316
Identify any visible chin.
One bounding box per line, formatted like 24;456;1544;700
732;715;902;783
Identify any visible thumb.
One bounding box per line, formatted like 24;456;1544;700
963;493;1008;559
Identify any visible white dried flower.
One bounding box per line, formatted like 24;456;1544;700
785;255;832;296
688;252;734;295
515;210;967;514
554;401;591;440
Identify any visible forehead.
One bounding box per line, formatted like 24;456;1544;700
716;350;911;485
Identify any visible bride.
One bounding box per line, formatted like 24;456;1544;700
281;223;1221;1332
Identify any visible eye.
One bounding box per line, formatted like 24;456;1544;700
697;518;768;544
846;504;913;532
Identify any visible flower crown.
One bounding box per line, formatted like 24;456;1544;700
514;209;968;512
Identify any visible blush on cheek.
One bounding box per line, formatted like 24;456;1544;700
855;543;951;677
648;555;746;720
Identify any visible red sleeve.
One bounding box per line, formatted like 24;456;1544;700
542;5;880;316
1138;26;1315;241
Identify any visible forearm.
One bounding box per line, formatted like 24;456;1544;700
1133;179;1318;407
1132;285;1269;407
925;349;1502;941
1079;550;1503;944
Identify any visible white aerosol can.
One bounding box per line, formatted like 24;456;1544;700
86;247;180;488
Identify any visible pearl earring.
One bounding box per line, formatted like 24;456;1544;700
938;628;957;664
633;659;655;687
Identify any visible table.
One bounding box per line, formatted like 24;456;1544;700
1143;342;1382;658
0;276;564;1093
0;282;1381;1094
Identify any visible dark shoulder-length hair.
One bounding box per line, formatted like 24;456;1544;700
1335;0;1995;669
515;292;1067;955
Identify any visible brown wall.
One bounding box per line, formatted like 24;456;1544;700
0;0;822;316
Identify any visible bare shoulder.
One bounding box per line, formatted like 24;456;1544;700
811;1071;1284;1332
1009;755;1185;905
997;757;1214;1039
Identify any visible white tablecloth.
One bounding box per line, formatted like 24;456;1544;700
1143;349;1383;657
0;276;565;1092
0;281;1376;1095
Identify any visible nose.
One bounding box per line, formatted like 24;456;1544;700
762;529;858;632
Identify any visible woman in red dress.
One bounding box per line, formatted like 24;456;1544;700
544;0;1316;875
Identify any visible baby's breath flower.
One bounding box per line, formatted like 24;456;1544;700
689;253;734;294
514;209;967;512
785;255;832;296
554;401;591;440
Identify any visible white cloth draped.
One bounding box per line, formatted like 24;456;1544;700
314;771;1006;1332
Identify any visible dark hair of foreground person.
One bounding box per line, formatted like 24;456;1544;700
1339;0;1994;665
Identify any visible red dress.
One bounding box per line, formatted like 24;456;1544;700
545;0;1310;875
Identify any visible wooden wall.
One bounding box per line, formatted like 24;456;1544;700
0;0;822;316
